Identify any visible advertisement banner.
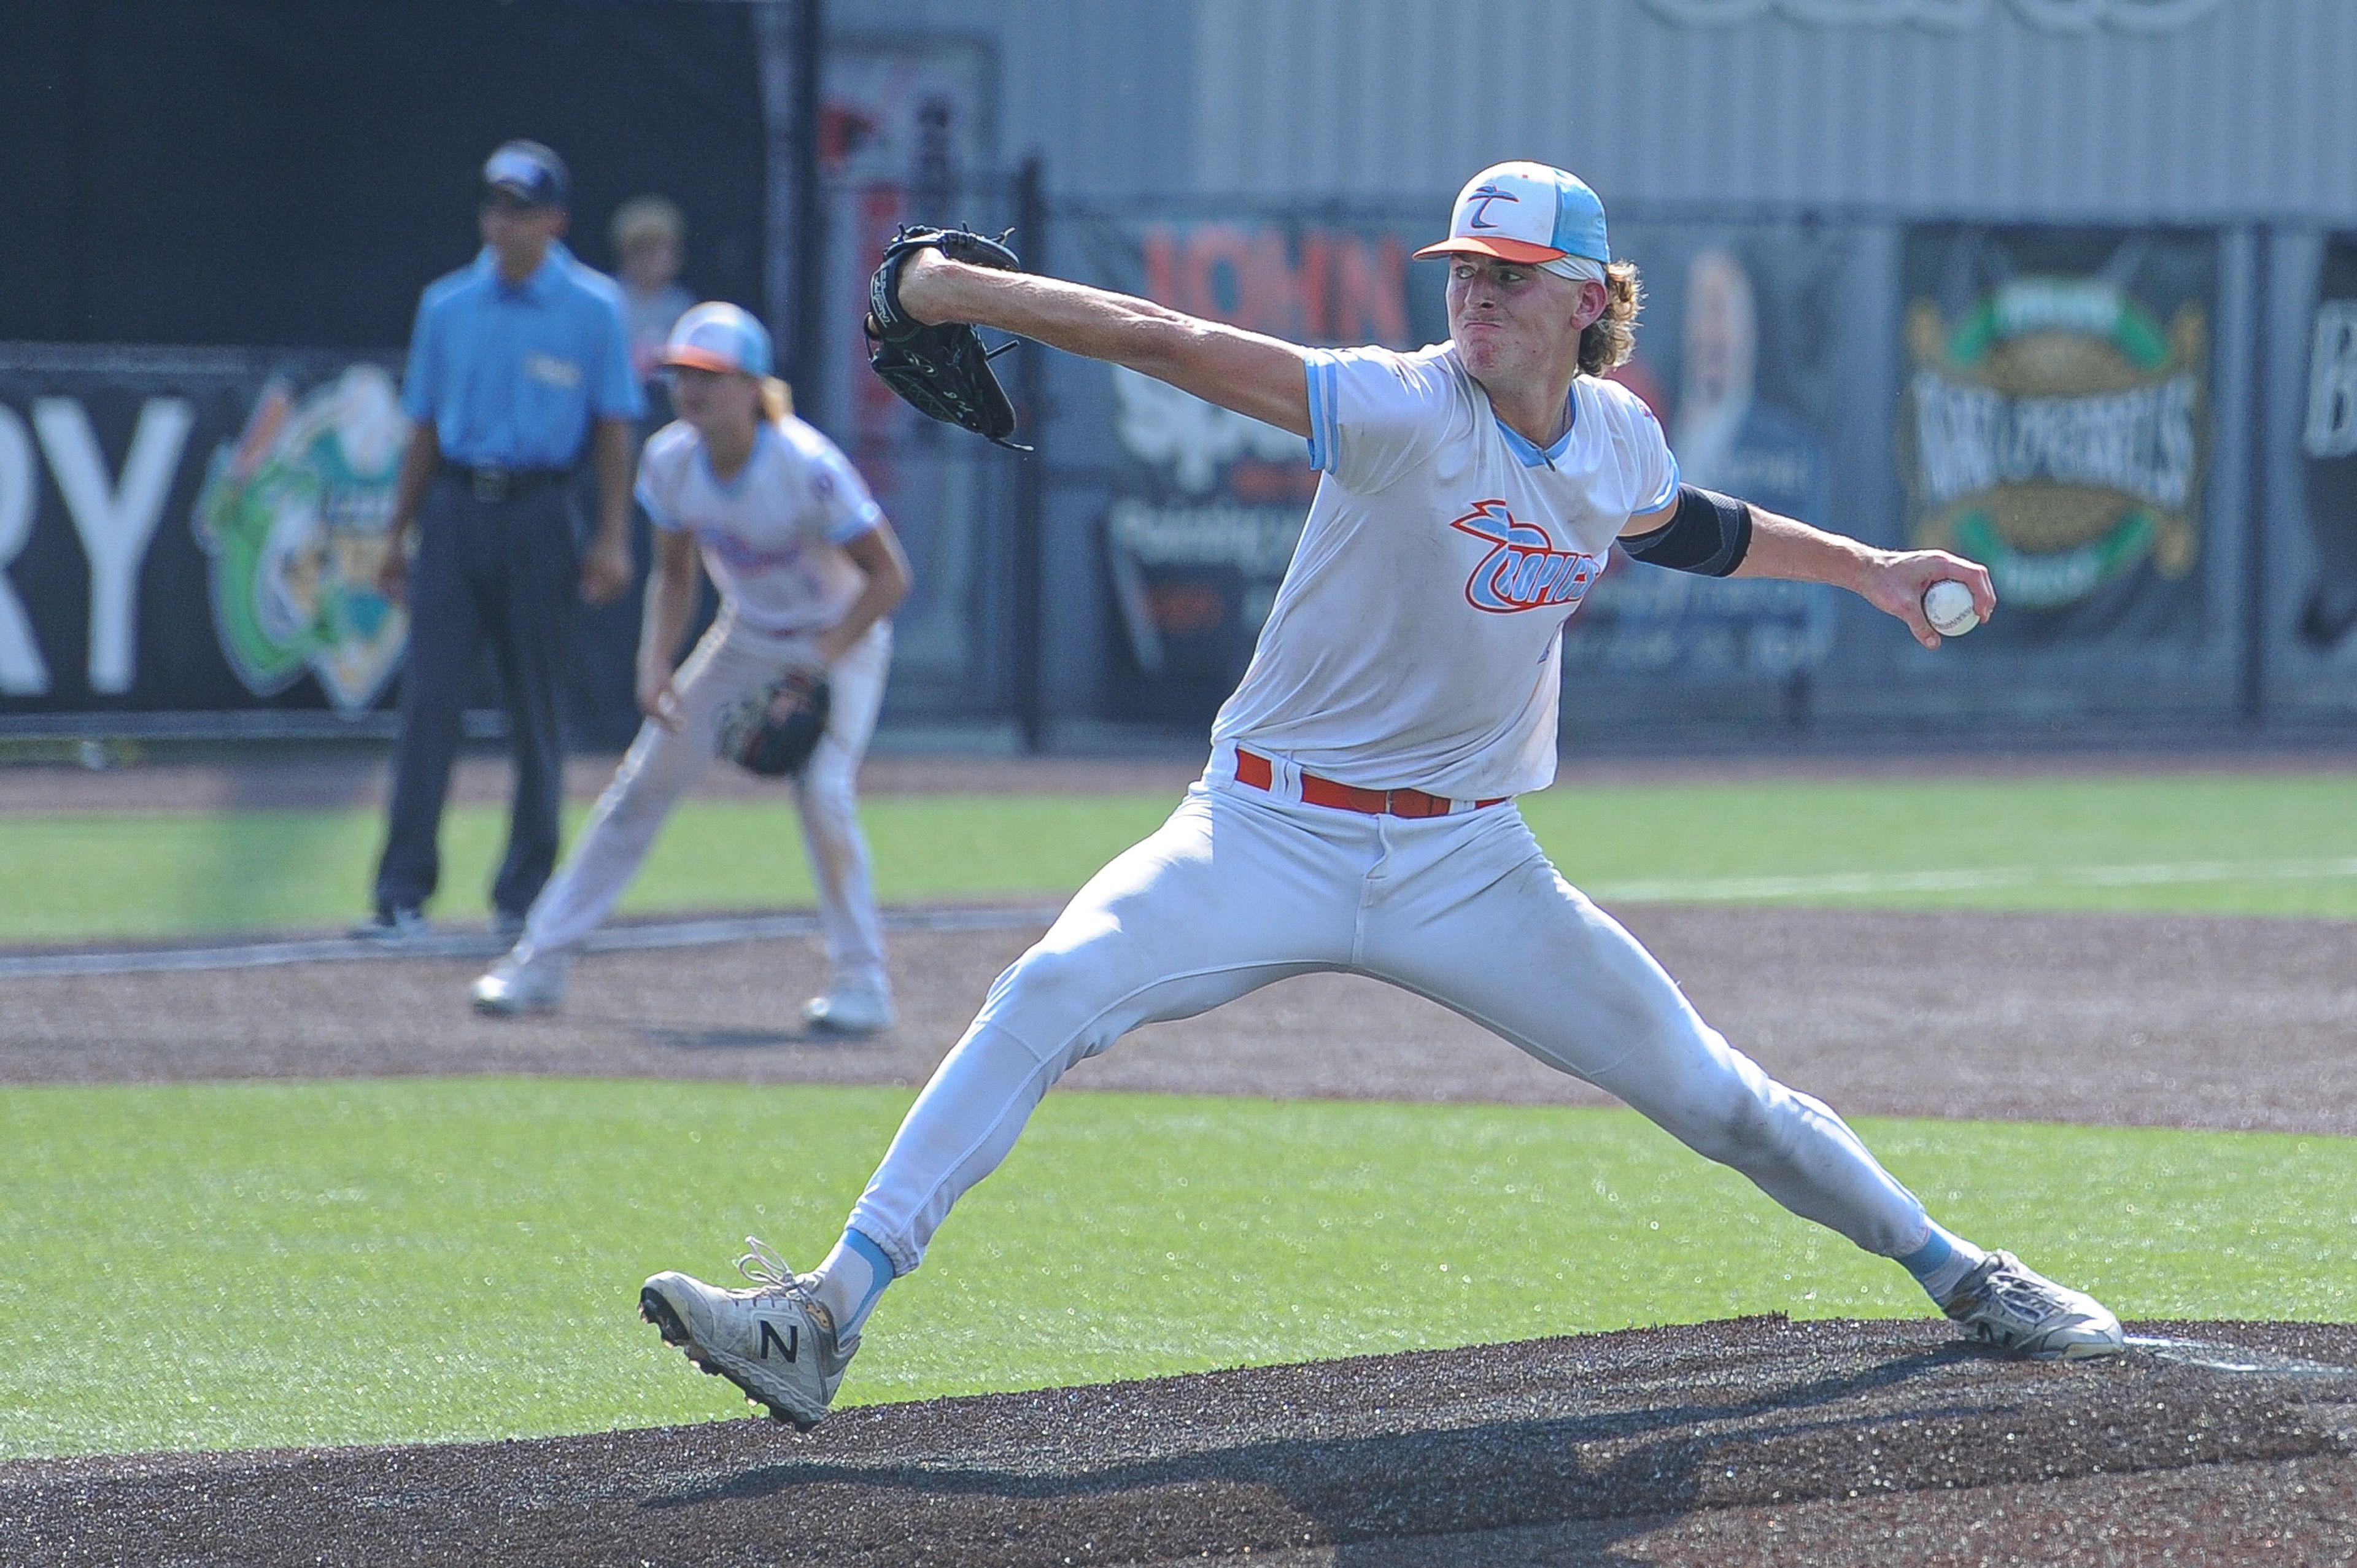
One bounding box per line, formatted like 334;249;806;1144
1898;226;2214;646
812;40;1009;705
0;346;411;722
2297;233;2357;659
1059;212;1442;708
1051;212;1867;716
1561;224;1856;686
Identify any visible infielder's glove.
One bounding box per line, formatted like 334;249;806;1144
714;670;832;779
866;225;1029;450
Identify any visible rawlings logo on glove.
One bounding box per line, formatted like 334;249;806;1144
715;669;831;778
865;225;1029;450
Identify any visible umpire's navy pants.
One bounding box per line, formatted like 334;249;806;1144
373;474;578;921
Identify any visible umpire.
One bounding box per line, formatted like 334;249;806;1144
362;140;644;938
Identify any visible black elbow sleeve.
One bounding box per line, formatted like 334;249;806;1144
1623;484;1752;577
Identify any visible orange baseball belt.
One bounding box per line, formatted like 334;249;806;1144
1234;748;1507;819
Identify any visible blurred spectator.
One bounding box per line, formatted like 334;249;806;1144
612;195;695;390
582;194;700;744
1672;249;1825;525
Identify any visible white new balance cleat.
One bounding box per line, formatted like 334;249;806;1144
469;945;571;1016
640;1239;857;1430
802;988;895;1035
1942;1250;2126;1360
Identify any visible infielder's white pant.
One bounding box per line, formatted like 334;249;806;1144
519;615;892;995
847;751;1933;1277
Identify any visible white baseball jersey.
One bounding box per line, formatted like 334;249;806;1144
843;341;1942;1292
635;417;883;639
1207;344;1679;801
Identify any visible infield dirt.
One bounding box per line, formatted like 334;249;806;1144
5;753;2356;1563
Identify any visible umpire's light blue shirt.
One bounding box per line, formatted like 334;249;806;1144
400;241;644;469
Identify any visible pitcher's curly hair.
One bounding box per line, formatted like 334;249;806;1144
1578;260;1643;376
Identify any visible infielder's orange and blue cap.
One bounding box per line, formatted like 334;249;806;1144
1414;161;1610;269
660;301;774;379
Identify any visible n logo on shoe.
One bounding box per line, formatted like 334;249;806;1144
757;1319;800;1361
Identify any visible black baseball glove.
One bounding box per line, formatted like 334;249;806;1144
866;225;1029;450
714;669;832;778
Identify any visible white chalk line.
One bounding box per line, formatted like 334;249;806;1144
7;853;2354;981
0;904;1068;981
1589;855;2357;905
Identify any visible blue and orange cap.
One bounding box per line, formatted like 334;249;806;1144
1413;161;1610;268
660;302;774;379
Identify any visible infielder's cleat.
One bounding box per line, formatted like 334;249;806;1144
351;906;429;943
470;945;571;1016
802;989;895;1035
1942;1250;2126;1360
639;1238;857;1430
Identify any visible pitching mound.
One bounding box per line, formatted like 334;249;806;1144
10;1316;2357;1566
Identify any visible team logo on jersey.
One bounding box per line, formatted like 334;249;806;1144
1465;184;1519;230
1450;499;1600;614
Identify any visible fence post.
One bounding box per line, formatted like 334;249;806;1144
1013;155;1048;752
788;0;827;419
2240;225;2271;728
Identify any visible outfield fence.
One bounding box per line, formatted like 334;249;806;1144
4;2;2354;749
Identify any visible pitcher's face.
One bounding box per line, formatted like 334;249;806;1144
1446;255;1605;388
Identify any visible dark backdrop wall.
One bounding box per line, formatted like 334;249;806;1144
0;0;767;348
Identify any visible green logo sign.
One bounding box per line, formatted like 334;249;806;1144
193;366;409;713
1904;277;2204;610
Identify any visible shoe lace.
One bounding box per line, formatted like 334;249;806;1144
735;1236;794;1289
735;1235;848;1350
1968;1260;2062;1324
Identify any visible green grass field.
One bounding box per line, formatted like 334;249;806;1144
4;770;2356;944
3;1076;2347;1461
4;767;2350;1461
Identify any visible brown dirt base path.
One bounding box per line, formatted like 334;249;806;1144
9;1318;2357;1566
8;905;2355;1135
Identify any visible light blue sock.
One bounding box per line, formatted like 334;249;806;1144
810;1227;895;1338
1897;1220;1986;1307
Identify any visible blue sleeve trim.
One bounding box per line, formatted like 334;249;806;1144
635;476;681;531
826;503;884;546
1638;451;1682;516
1304;353;1341;474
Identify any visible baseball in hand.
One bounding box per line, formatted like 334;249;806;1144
1922;579;1980;638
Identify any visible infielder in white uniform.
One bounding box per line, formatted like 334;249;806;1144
641;164;2126;1429
473;303;911;1034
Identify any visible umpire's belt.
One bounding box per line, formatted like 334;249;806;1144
445;466;570;504
1235;748;1507;819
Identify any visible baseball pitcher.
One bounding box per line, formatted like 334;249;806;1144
639;164;2123;1430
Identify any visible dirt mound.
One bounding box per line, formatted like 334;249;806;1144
9;1317;2356;1566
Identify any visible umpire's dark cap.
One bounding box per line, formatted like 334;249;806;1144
481;141;570;208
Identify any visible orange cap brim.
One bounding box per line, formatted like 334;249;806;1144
660;346;744;374
1412;236;1566;265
